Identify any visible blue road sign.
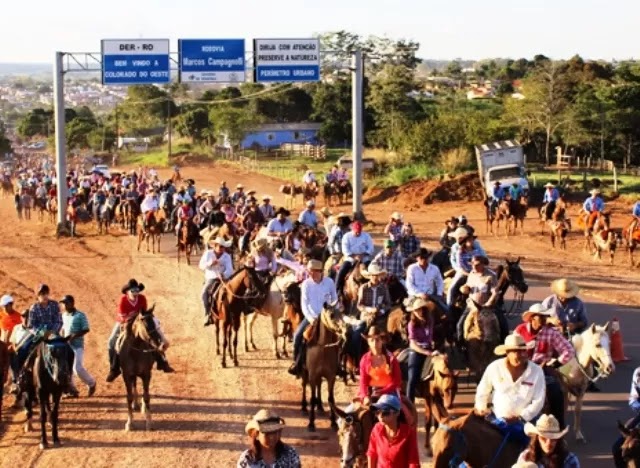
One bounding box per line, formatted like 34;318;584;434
101;39;170;85
254;38;320;83
178;39;246;83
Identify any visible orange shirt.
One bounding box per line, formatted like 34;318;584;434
0;310;22;334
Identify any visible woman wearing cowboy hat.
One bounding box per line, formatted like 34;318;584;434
357;325;402;404
517;414;580;467
106;279;174;382
237;409;300;467
405;297;440;403
200;237;233;327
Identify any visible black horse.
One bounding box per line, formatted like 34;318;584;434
22;336;72;449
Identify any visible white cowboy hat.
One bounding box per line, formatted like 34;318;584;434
512;462;539;468
543;182;555;188
320;207;332;217
210;237;232;248
448;227;471;241
589;188;601;195
236;183;244;189
390;212;403;220
261;194;272;200
245;409;286;435
494;333;529;355
252;238;269;251
306;200;315;208
363;264;387;277
0;294;14;307
551;278;580;299
521;303;554;322
306;259;324;271
524;414;570;439
247;189;257;195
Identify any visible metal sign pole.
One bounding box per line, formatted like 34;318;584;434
53;51;68;232
351;49;364;220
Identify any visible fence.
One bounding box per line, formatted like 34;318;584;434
280;143;326;160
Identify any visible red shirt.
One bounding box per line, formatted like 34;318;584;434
358;351;402;399
117;294;148;323
366;422;420;468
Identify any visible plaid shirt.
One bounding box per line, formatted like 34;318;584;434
357;282;392;313
400;235;420;258
514;323;575;365
371;250;405;278
28;300;62;334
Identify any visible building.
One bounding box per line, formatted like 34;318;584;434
232;122;322;150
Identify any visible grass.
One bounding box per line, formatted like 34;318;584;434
529;168;640;197
117;143;211;168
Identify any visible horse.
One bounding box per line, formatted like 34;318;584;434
211;267;269;367
281;280;304;355
35;196;47;222
117;306;162;431
624;221;640;267
302;181;319;204
22;337;73;449
618;420;640;466
592;228;621;265
577;210;611;252
557;322;615;442
494;257;529;321
94;202;112;235
463;304;501;383
323;182;341;207
118;199;140;235
177;218;199;265
279;183;303;210
484;198;509;235
337;180;353;205
1;178;12;198
137;213;162;253
507;196;528;235
21;193;32;220
244;273;292;359
431;410;522;467
301;302;347;432
47;196;58;225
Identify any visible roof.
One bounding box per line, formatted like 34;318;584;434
248;123;322;132
475;140;521;152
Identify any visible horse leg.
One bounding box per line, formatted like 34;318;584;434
243;314;250;353
142;375;152;431
308;381;317;432
328;377;338;431
250;312;259;351
232;320;240;367
214;318;221;356
574;393;586;443
51;390;62;447
550;231;556;249
301;375;308;414
316;380;325;414
125;377;135;431
24;386;34;433
39;389;48;449
425;396;433;455
221;322;228;368
270;313;280;359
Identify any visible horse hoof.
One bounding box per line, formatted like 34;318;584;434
234;360;239;367
53;440;62;448
316;405;325;414
330;421;338;431
307;423;316;432
221;361;227;368
301;407;308;414
133;403;141;412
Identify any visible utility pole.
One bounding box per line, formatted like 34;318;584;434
351;49;364;221
53;51;68;234
167;98;172;160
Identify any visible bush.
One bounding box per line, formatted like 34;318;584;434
440;147;473;175
380;163;442;186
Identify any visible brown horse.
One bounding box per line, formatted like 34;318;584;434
177;218;199;265
486;199;511;236
279;183;303;210
431;410;522;467
618;419;640;466
137;213;162;253
301;302;346;431
577;210;610;251
507;196;528;235
302;181;319;204
463;305;501;383
47;196;58;224
323;181;341;207
1;178;13;198
624;220;640;266
592;228;621;265
545;201;571;250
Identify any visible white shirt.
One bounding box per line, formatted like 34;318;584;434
303;173;316;184
140;196;159;213
301;277;338;323
267;218;293;235
475;358;545;422
341;232;374;261
198;250;233;281
406;263;444;296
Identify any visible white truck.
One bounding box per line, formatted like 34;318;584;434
475;140;529;199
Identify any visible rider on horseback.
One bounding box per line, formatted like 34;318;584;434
628;200;640;237
288;259;338;377
140;189;159;230
399;223;421;258
267;207;293;240
447;228;486;307
175;199;194;244
298;200;318;228
439;217;459;250
248;239;278;297
490;181;506;216
232;183;246;205
542;183;560;220
241;201;266;253
335;221;374;294
510;182;524;202
582;189;605;232
371;240;405;285
514;304;575;428
406;248;444;303
259;195;275;220
475;334;546;447
200;237;234;327
106;279;174;382
384;212;404;243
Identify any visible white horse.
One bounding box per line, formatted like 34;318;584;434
243;272;294;359
557;322;615;442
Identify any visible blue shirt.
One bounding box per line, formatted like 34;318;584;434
492;186;505;201
543;188;560;203
541;295;588;333
267;217;293;234
28;300;62;334
298;209;318;228
509;186;523;200
450;241;487;272
633;201;640;217
328;225;346;255
341;231;374;261
62;310;90;349
583;197;604;213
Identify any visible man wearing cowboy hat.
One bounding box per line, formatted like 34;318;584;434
582;188;605;232
371;239;405;282
240;202;266;253
267;207;293;239
439;217;459;250
289;259;338;376
298;200;318;228
302;169;316;186
447;228;486;306
384;212;404;243
335;221;374;293
542;182;560;220
231;183;245;205
318;206;332;233
406;248;444;302
259;195;275;220
200;237;233;327
489;181;506;215
357;264;392;326
514;303;575;427
140;188;160;230
542;279;588;336
509;181;524;203
28;283;62;334
475;333;546;446
324;165;338;185
218;181;230;199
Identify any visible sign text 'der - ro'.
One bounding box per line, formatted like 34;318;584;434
102;39;170;84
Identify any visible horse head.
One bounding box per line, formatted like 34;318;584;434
39;338;72;387
133;305;163;348
619;420;640;465
504;258;528;294
333;405;369;468
432;354;459;409
321;301;347;338
575;322;615;377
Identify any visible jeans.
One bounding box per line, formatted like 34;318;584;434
613;413;640;467
544;369;565;428
335;259;355;293
293;318;310;362
70;346;96;387
347;321;367;361
202;278;219;317
446;271;467;306
107;323;120;351
487;415;529;448
407;350;426;402
457;308;470;341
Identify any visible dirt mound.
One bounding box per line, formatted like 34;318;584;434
365;172;484;210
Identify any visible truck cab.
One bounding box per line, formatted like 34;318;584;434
475;141;529;199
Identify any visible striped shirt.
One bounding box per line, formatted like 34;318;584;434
62;310;90;349
28;300;62;333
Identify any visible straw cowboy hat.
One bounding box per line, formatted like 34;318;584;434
245;409;286;436
306;200;315;208
362;325;388;340
247;189;257;195
390;212;403;221
307;259;323;271
589;188;601;196
406;296;431;312
121;279;145;294
362;264;387;278
334;211;349;219
543;182;555;188
252;238;269;252
320;207;332;217
494;333;528;355
551;278;580;299
448;227;471;242
210;236;232;248
522;303;554;322
236;183;244;189
524;414;569;439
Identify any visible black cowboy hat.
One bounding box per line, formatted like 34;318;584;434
416;248;432;259
276;207;290;217
121;279;145;294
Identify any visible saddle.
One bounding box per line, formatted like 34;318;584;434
303;320;318;344
396;347;436;382
115;324;130;353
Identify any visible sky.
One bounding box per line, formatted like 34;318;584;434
1;0;638;63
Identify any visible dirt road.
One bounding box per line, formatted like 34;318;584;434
0;162;637;467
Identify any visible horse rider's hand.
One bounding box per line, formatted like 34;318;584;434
545;358;558;368
566;322;576;333
161;342;169;351
362;396;371;407
431;350;440;357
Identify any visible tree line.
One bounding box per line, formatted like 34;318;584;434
14;31;640;168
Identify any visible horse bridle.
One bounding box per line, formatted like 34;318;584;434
502;263;527;317
339;413;365;467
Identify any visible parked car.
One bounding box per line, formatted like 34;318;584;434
91;164;111;178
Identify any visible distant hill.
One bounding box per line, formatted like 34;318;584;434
0;63;52;77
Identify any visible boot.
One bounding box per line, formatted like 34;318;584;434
155;353;175;373
106;349;121;383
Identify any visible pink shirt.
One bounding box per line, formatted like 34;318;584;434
366;422;420;468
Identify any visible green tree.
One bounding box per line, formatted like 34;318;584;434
0;121;11;155
175;107;212;144
209;105;262;150
311;80;352;144
17;108;53;138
